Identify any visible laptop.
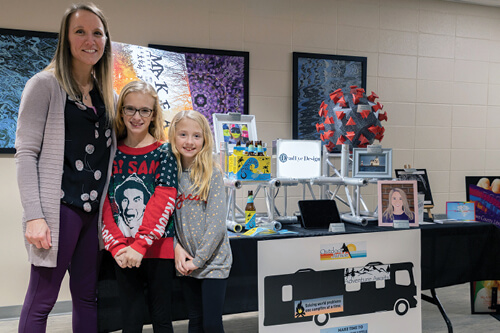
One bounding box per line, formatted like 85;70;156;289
298;200;341;229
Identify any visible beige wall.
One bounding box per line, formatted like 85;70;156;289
1;0;500;308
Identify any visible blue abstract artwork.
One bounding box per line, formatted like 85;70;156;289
0;28;57;153
293;52;367;141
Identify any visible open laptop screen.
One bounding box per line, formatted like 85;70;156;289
298;200;341;229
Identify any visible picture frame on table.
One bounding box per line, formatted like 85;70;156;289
148;44;249;128
0;28;58;153
352;147;393;179
395;169;434;206
445;201;476;221
377;180;419;227
292;52;367;141
213;113;257;154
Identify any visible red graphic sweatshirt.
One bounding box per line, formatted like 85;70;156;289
102;141;178;259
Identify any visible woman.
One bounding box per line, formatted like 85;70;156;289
15;3;115;332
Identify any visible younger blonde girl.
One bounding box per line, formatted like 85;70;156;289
169;110;232;333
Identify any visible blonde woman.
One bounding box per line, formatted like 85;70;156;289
169;110;232;332
15;3;115;332
382;188;415;223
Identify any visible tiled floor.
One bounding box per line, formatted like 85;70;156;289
1;283;498;332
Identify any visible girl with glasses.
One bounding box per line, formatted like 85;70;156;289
101;80;178;332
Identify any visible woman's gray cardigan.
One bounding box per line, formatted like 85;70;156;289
15;70;116;268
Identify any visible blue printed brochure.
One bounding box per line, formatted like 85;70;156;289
446;201;476;221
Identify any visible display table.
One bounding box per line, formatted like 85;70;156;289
97;222;500;332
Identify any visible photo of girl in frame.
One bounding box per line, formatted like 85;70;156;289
213;113;257;153
378;180;419;227
222;122;250;145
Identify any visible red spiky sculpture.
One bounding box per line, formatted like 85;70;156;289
316;86;387;152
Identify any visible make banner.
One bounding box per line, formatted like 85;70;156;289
112;41;192;130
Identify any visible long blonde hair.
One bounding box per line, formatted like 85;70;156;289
45;3;114;120
168;110;219;201
114;81;166;142
383;187;414;221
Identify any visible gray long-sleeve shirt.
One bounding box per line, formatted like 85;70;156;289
174;168;232;279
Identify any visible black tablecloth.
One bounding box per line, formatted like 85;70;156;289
97;222;500;332
420;222;500;289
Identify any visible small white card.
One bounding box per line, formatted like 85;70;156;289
393;220;410;229
329;223;346;233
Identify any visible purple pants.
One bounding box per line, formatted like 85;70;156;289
18;204;100;333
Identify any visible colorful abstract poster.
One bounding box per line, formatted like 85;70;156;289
0;28;58;153
149;44;248;125
466;176;500;227
465;177;500;315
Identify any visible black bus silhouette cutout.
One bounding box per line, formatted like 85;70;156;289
264;261;417;327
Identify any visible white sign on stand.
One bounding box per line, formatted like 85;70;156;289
276;139;322;179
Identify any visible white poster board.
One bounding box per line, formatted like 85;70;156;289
258;229;421;333
276;139;322;179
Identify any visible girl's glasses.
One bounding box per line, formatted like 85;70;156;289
122;106;153;117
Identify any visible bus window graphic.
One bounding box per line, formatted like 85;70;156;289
263;262;417;327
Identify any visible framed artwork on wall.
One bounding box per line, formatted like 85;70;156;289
292;52;367;141
377;180;419;227
395;169;434;206
352;147;392;179
0;28;58;153
148;44;249;130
